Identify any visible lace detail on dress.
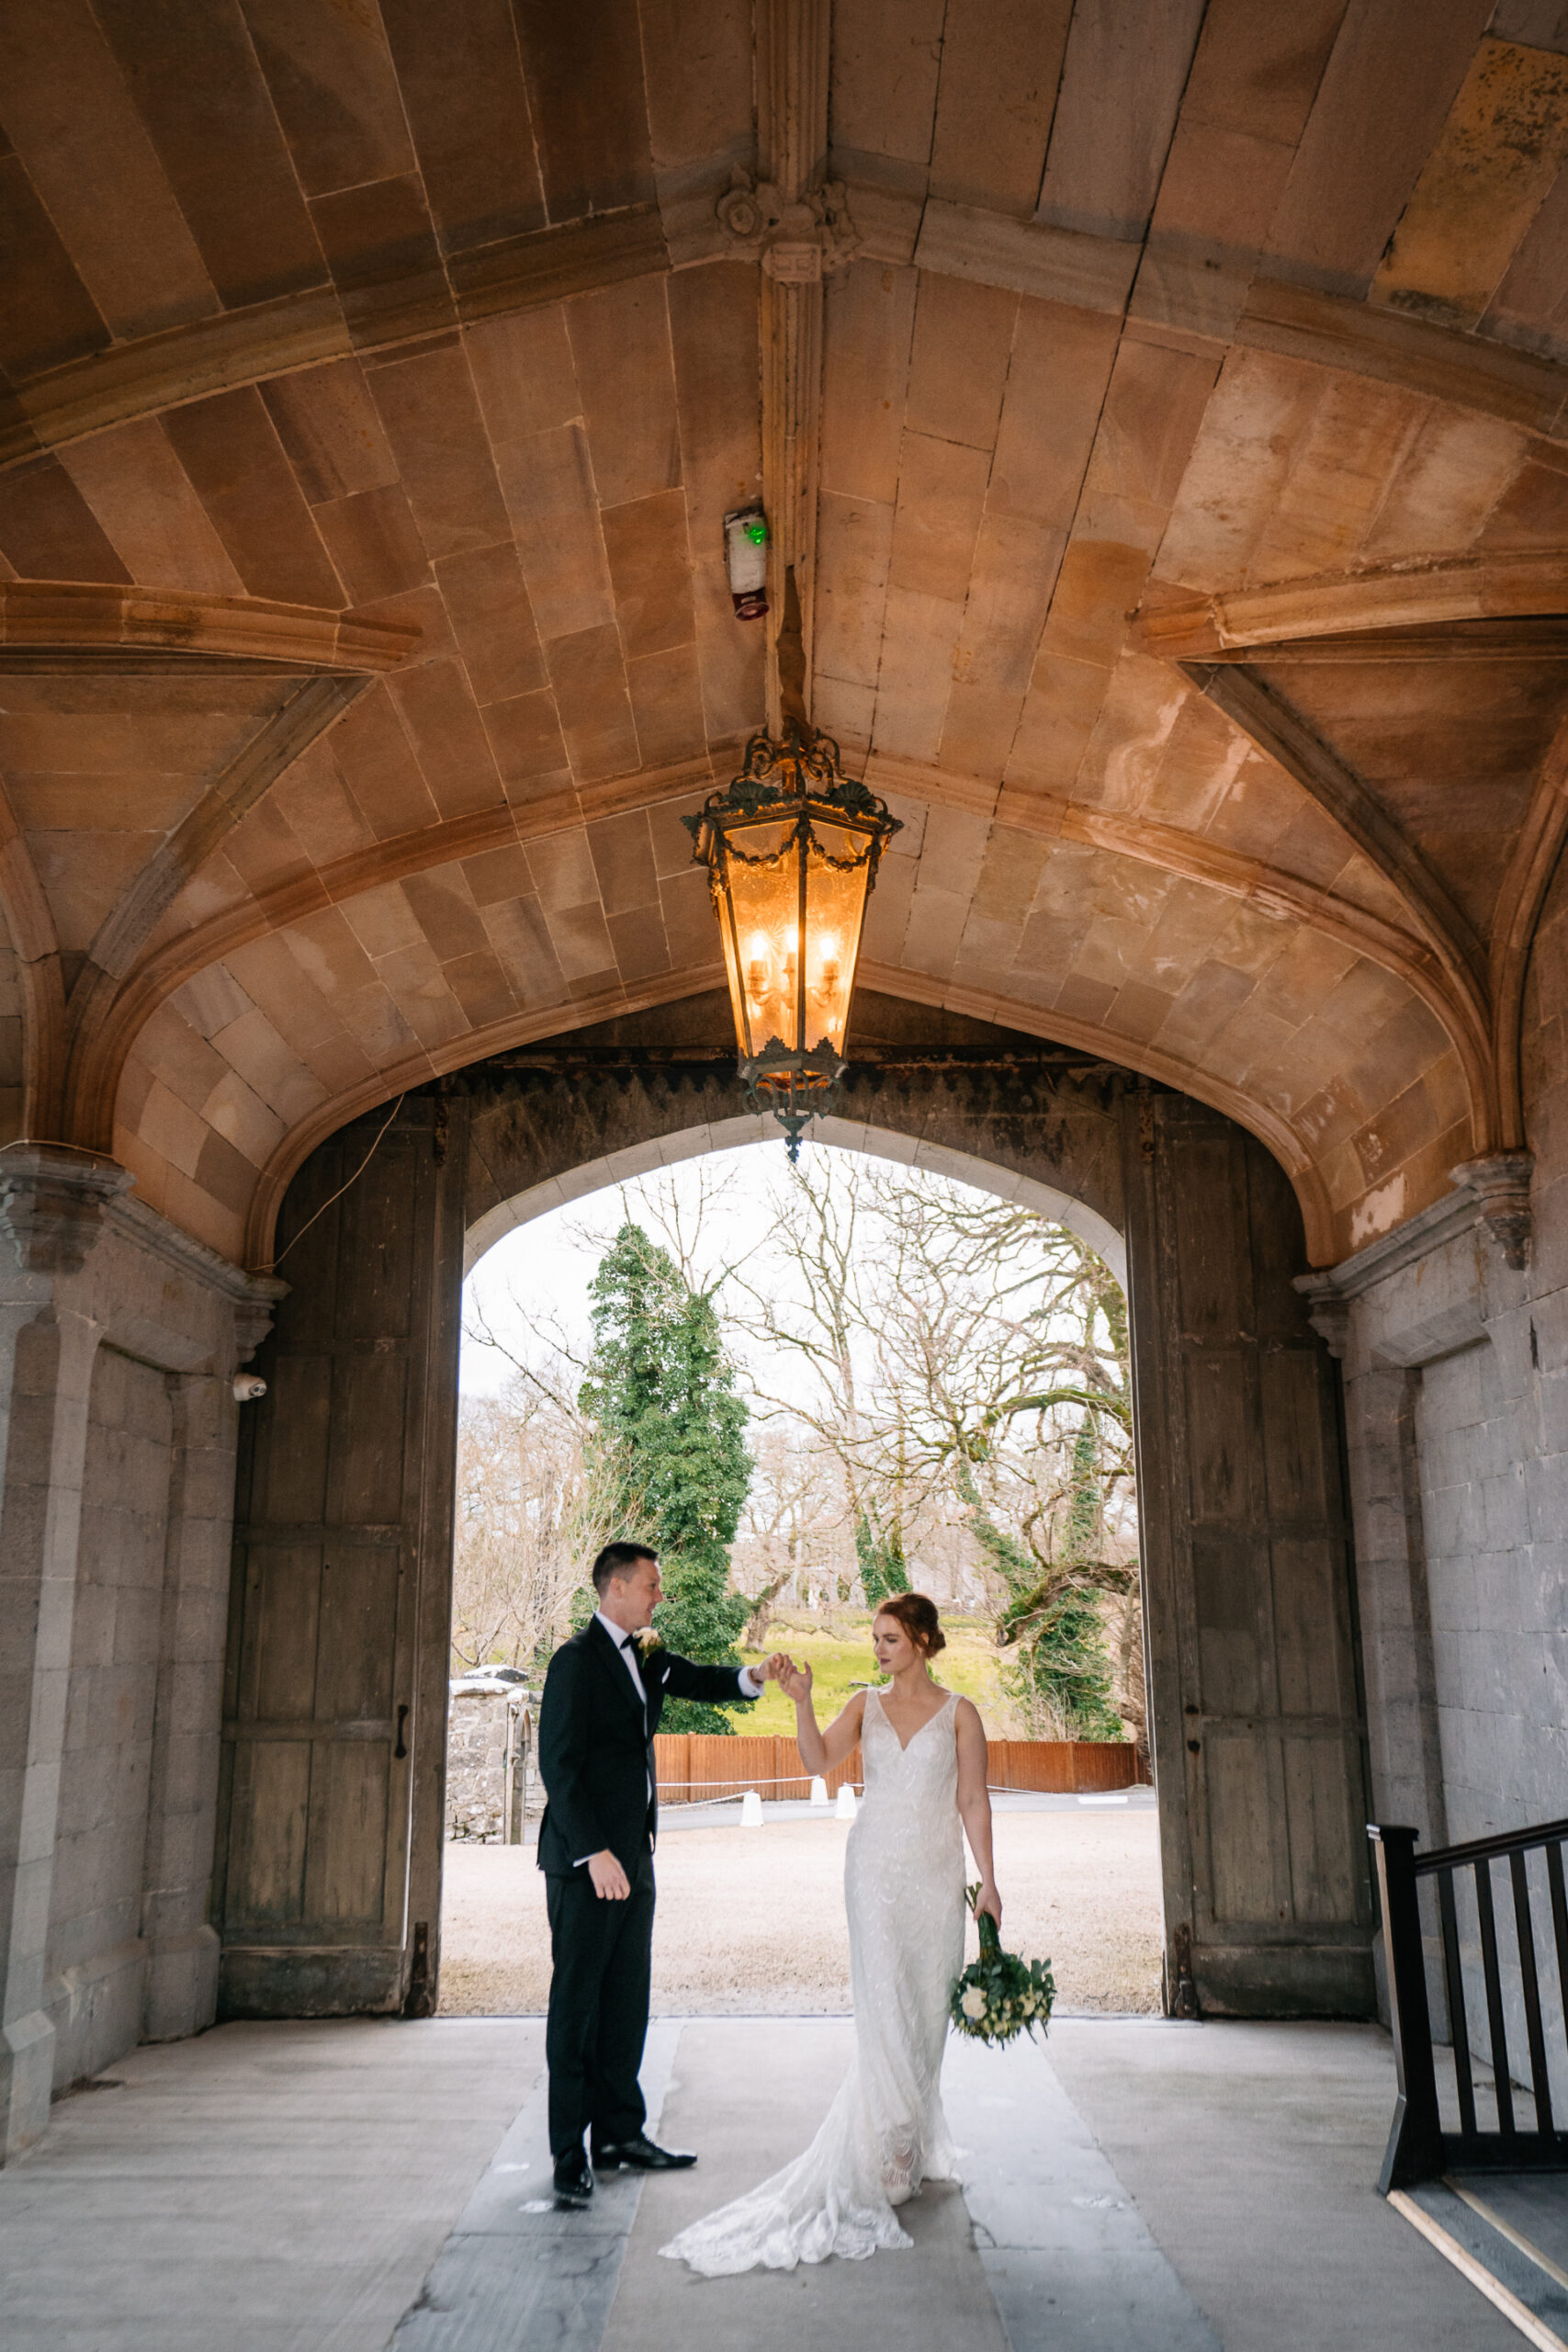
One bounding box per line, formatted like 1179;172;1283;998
660;1688;965;2276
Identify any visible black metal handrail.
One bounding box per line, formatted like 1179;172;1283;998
1371;1815;1568;2189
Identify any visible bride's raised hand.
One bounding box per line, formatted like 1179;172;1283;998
778;1657;814;1703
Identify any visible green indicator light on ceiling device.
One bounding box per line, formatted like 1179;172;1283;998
746;520;768;544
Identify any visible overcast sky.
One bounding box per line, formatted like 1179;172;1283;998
461;1136;816;1402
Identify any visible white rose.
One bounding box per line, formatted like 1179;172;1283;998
961;1986;987;2021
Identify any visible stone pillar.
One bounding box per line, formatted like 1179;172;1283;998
1335;1363;1449;1849
0;1148;282;2159
0;1148;127;2160
139;1368;236;2044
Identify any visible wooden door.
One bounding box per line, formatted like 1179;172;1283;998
215;1096;465;2017
1124;1091;1374;2017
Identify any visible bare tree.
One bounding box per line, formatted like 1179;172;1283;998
730;1423;855;1638
732;1154;1142;1736
727;1153;942;1600
453;1295;619;1672
450;1384;611;1670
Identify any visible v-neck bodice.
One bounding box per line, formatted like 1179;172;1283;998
859;1687;959;1815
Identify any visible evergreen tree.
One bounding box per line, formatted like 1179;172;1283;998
578;1223;753;1733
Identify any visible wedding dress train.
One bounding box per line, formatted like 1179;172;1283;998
660;1687;966;2275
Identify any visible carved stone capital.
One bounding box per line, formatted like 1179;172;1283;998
234;1280;288;1369
0;1145;134;1276
1295;1278;1351;1360
716;174;860;280
1450;1150;1533;1271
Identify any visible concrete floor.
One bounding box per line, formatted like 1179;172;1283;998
0;2017;545;2352
0;2014;1525;2352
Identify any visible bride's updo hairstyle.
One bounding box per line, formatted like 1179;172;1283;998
873;1591;946;1657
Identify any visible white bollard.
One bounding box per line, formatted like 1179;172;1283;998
835;1783;858;1821
740;1789;764;1826
809;1775;829;1807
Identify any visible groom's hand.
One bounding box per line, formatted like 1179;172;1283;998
588;1849;630;1900
760;1651;791;1682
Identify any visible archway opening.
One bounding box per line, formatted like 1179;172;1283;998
437;1131;1163;2024
217;996;1371;2033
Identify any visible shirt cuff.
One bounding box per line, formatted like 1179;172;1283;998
737;1665;764;1698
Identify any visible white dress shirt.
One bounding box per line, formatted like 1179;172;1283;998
573;1612;764;1862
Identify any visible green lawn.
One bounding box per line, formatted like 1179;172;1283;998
737;1609;1010;1737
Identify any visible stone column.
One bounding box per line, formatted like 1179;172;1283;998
139;1368;237;2045
0;1148;128;2160
1337;1361;1450;1849
0;1149;279;2157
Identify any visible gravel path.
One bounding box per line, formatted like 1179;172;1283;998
438;1805;1164;2017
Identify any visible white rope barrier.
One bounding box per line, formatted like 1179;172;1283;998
657;1778;1135;1804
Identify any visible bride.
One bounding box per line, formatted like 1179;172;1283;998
660;1590;1001;2275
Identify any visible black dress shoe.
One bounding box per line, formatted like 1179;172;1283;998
592;2132;697;2172
553;2146;594;2207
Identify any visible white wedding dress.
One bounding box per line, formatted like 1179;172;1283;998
660;1687;966;2275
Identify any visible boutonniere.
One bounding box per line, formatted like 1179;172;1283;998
632;1625;666;1659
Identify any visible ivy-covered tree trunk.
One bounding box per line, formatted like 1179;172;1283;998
855;1509;911;1604
578;1223;753;1732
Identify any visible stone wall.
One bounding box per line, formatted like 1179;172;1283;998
1313;857;1568;1855
461;989;1129;1285
446;1690;534;1843
1298;858;1568;2070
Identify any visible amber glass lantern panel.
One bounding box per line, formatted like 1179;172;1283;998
715;818;799;1057
802;819;873;1055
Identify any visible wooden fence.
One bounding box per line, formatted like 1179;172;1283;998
653;1732;1145;1804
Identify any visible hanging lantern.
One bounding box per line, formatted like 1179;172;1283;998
683;721;902;1159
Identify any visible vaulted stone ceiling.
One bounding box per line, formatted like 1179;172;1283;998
2;0;1567;1270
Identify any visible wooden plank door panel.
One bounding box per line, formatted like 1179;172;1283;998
215;1098;465;2018
1125;1090;1374;2017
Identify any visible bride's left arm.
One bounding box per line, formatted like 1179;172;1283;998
954;1699;1001;1928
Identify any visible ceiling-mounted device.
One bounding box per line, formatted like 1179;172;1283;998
724;504;769;619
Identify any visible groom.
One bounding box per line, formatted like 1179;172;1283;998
536;1540;786;2208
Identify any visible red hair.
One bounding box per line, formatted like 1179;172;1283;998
873;1591;946;1657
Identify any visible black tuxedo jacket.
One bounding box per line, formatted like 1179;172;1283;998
536;1615;755;1877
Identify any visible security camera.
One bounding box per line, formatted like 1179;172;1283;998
232;1373;266;1403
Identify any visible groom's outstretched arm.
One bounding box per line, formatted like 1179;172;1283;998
660;1651;785;1704
538;1645;608;1864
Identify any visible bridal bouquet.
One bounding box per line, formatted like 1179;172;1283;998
949;1883;1055;2046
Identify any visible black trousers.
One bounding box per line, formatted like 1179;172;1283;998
544;1847;655;2156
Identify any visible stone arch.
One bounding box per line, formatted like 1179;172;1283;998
457;991;1132;1297
218;1000;1375;2030
464;1110;1128;1289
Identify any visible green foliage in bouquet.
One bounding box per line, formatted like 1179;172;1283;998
948;1883;1055;2046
